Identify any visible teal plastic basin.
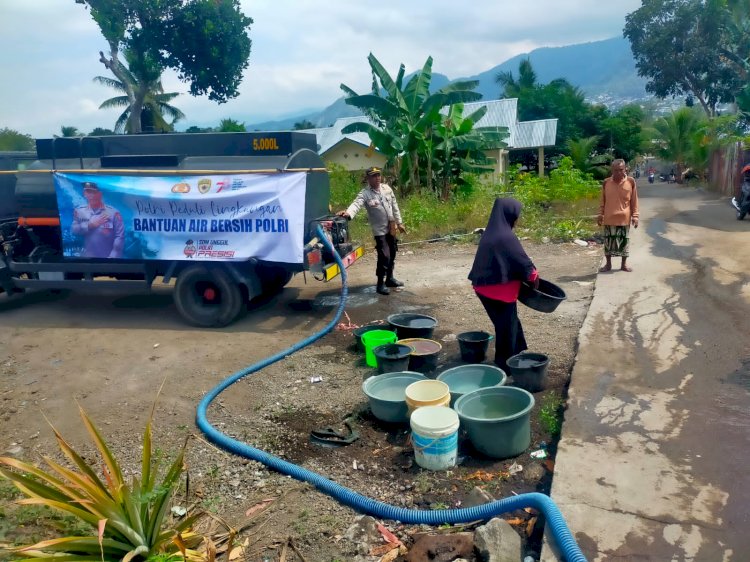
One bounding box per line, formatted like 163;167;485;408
362;371;427;423
454;386;535;459
437;364;507;406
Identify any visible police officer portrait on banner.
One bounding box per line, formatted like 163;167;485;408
71;181;125;258
337;167;407;295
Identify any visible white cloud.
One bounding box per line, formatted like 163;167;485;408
0;0;641;137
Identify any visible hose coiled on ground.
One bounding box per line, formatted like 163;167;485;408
196;224;586;562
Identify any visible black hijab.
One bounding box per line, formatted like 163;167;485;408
468;198;535;286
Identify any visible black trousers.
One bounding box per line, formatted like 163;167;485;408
373;233;397;279
476;294;527;370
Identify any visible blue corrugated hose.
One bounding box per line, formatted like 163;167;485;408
196;224;587;562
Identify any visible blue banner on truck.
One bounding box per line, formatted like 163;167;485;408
53;172;307;263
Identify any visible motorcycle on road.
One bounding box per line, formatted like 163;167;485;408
732;164;750;220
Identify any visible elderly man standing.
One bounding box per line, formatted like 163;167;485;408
337;167;406;295
597;159;639;272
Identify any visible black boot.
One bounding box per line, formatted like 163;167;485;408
385;276;403;287
376;277;390;295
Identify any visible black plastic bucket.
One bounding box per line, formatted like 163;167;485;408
373;343;414;375
518;279;566;313
506;352;550;392
398;338;442;376
387;313;438;339
457;331;494;362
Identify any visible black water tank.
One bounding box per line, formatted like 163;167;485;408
15;132;326;221
0;151;36;221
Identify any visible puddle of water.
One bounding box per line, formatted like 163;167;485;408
315;293;377;308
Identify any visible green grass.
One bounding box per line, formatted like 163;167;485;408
328;158;601;248
539;393;565;436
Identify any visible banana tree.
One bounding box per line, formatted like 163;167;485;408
340;53;482;193
431;104;509;199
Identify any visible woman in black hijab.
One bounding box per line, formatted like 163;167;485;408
468;198;538;370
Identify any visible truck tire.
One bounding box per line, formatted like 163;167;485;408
258;266;294;295
174;265;243;327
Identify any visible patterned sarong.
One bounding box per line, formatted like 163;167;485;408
603;225;630;257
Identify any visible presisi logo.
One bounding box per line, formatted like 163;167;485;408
197;178;211;194
216;180;230;193
184;240;196;258
171;182;190;194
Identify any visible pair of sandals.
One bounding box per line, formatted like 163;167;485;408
599;264;632;273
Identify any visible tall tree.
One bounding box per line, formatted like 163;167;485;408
496;58;538;98
94;75;185;133
650;107;705;179
293;120;316;130
60;126;82;137
497;60;598;153
601;104;646;162
340;54;487;192
217;118;246;132
88;127;115;136
0;128;34;151
76;0;252;133
624;0;740;117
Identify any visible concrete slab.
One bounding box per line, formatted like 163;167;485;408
543;184;750;561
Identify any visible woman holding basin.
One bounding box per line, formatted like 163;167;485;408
468;198;538;372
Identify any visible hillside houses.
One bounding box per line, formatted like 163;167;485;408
300;99;557;177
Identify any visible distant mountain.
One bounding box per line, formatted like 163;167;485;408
463;36;646;101
246;36;646;131
246;73;452;131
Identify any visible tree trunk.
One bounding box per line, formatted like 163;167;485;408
99;47;142;134
128;89;147;134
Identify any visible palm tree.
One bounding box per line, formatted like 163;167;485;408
59;126;82;137
496;59;537;98
650;108;705;181
95;72;185;134
566;136;611;179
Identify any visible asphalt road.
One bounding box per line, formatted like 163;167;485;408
545;182;750;561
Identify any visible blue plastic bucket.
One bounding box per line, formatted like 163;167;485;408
409;406;460;470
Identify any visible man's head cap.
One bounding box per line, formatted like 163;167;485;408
365;167;382;177
82;181;100;191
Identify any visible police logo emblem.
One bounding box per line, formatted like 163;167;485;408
198;178;211;194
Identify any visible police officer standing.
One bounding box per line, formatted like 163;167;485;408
337;167;406;295
71;181;125;258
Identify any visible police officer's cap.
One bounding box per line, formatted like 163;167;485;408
365;167;382;177
82;181;100;191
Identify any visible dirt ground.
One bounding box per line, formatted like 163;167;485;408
0;238;600;561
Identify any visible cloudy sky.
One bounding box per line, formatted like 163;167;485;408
0;0;641;138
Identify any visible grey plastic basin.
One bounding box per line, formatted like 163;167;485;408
361;371;427;423
454;386;535;459
436;364;507;406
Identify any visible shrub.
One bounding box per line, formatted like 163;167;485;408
0;406;206;561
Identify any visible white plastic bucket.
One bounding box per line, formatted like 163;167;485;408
410;406;460;471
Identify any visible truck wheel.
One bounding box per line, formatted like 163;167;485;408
174;265;243;327
259;266;294;295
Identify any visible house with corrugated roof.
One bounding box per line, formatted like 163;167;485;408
301;99;557;178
